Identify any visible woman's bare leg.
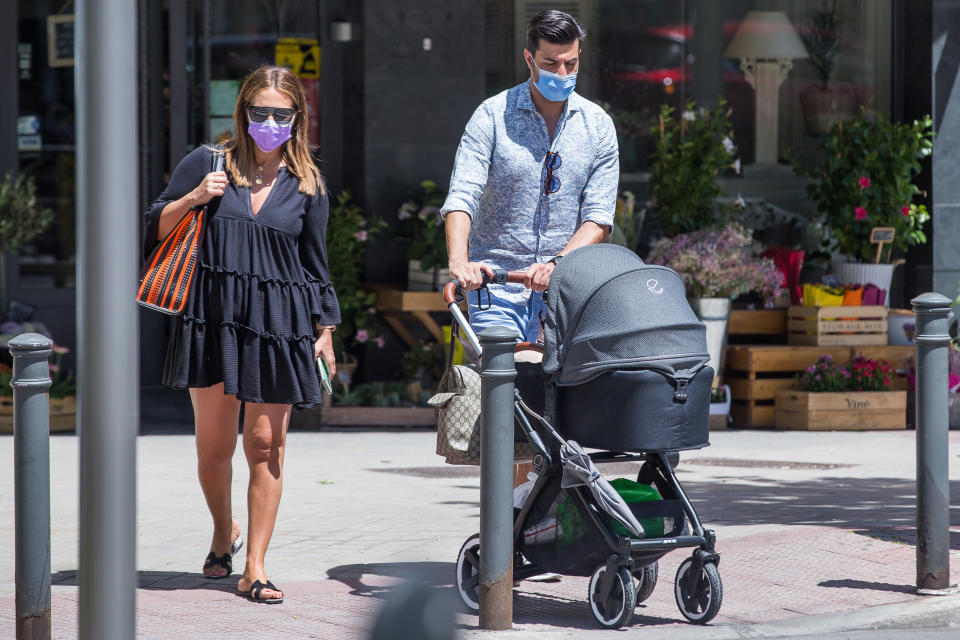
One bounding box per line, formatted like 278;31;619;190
237;401;291;600
190;383;243;576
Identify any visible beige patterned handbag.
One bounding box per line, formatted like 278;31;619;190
430;363;537;465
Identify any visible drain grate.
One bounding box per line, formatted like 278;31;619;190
684;457;854;470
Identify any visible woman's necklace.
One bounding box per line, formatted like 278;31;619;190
253;160;280;186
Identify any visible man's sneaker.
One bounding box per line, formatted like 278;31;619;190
525;572;562;583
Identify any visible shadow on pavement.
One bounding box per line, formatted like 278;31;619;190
680;475;960;534
51;569;241;593
326;562;454;599
818;578;918;594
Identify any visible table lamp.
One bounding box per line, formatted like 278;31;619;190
724;11;808;166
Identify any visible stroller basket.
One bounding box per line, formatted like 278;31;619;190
557;366;713;452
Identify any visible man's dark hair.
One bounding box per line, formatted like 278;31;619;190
525;10;586;54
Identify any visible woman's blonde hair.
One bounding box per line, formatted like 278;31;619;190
225;65;324;197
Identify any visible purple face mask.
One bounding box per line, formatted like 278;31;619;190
247;120;292;152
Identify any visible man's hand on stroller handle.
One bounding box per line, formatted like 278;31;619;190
524;261;556;293
449;260;495;291
443;268;526;306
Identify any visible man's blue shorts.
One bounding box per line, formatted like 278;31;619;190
467;288;545;343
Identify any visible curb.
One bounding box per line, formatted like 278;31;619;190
460;594;960;638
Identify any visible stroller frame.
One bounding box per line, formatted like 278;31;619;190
445;273;723;628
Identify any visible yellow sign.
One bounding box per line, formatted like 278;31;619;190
275;38;320;79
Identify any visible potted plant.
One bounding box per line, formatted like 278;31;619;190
397;180;449;291
775;354;907;430
326;190;387;384
797;1;858;136
797;109;933;298
647;223;783;380
647;99;740;238
0;172;55;312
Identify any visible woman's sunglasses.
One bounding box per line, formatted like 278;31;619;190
246;105;297;124
544;151;562;194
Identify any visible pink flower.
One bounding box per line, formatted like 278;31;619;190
51;345;69;355
355;330;369;343
376;336;386;349
354;231;368;242
902;206;911;217
858;176;871;189
854;207;868;221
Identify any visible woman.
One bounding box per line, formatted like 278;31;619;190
144;65;339;604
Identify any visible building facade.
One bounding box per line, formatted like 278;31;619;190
1;1;958;399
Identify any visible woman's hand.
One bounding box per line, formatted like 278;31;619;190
190;171;228;206
314;328;336;378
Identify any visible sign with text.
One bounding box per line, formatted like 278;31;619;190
47;14;74;68
275;38;320;79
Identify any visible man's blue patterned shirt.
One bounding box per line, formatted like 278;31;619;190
441;82;619;283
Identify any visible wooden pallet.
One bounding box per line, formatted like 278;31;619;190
728;309;787;336
724;345;913;428
774;390;907;430
787;305;888;346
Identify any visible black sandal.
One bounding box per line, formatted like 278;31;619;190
239;579;284;604
202;552;232;579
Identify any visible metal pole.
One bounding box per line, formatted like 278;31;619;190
478;326;517;630
76;1;139;638
911;292;952;592
10;333;52;640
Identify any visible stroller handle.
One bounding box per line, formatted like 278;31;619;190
441;269;526;306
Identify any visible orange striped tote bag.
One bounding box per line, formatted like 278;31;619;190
137;149;224;315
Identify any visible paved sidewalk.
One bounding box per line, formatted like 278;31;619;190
0;427;958;638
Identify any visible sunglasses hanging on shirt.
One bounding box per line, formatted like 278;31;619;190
544;151;562;194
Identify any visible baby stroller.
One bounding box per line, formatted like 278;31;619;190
443;244;722;628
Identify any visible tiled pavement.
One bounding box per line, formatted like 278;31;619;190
1;428;958;638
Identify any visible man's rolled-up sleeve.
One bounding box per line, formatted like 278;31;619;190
440;104;494;220
579;114;619;228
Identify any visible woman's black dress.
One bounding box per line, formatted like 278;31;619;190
144;146;340;407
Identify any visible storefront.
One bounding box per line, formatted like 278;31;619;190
0;1;956;409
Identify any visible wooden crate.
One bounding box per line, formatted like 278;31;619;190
775;390;907;430
0;395;76;433
787;305;888;346
728;309;787;336
724;345;913;427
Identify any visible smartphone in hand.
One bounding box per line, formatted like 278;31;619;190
317;356;334;394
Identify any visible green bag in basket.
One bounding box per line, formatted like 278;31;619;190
608;478;665;538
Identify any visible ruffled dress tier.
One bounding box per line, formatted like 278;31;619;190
144;146;340;407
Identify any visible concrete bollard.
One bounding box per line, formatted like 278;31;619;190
9;332;53;640
478;326;517;630
911;292;953;593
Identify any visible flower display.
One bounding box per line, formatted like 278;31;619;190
648;98;739;237
397;180;448;272
646;223;784;303
326;190;387;353
796;354;850;392
796;354;894;393
797;109;933;262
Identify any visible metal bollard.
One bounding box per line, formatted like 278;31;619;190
911;292;953;593
9;332;53;640
478;326;518;630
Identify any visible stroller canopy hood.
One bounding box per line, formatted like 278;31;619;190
542;244;709;386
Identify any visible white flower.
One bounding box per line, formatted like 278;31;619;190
681;110;696;122
735;193;746;208
722;136;735;153
732;158;741;174
398;201;417;220
418;205;440;221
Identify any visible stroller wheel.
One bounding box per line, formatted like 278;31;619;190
588;564;635;628
674;557;722;624
633;561;659;605
455;534;481;612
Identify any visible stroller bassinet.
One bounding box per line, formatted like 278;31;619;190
542;244;713;452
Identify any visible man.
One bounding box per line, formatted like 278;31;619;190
441;9;618;343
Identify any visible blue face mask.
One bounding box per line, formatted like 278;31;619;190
530;58;578;102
